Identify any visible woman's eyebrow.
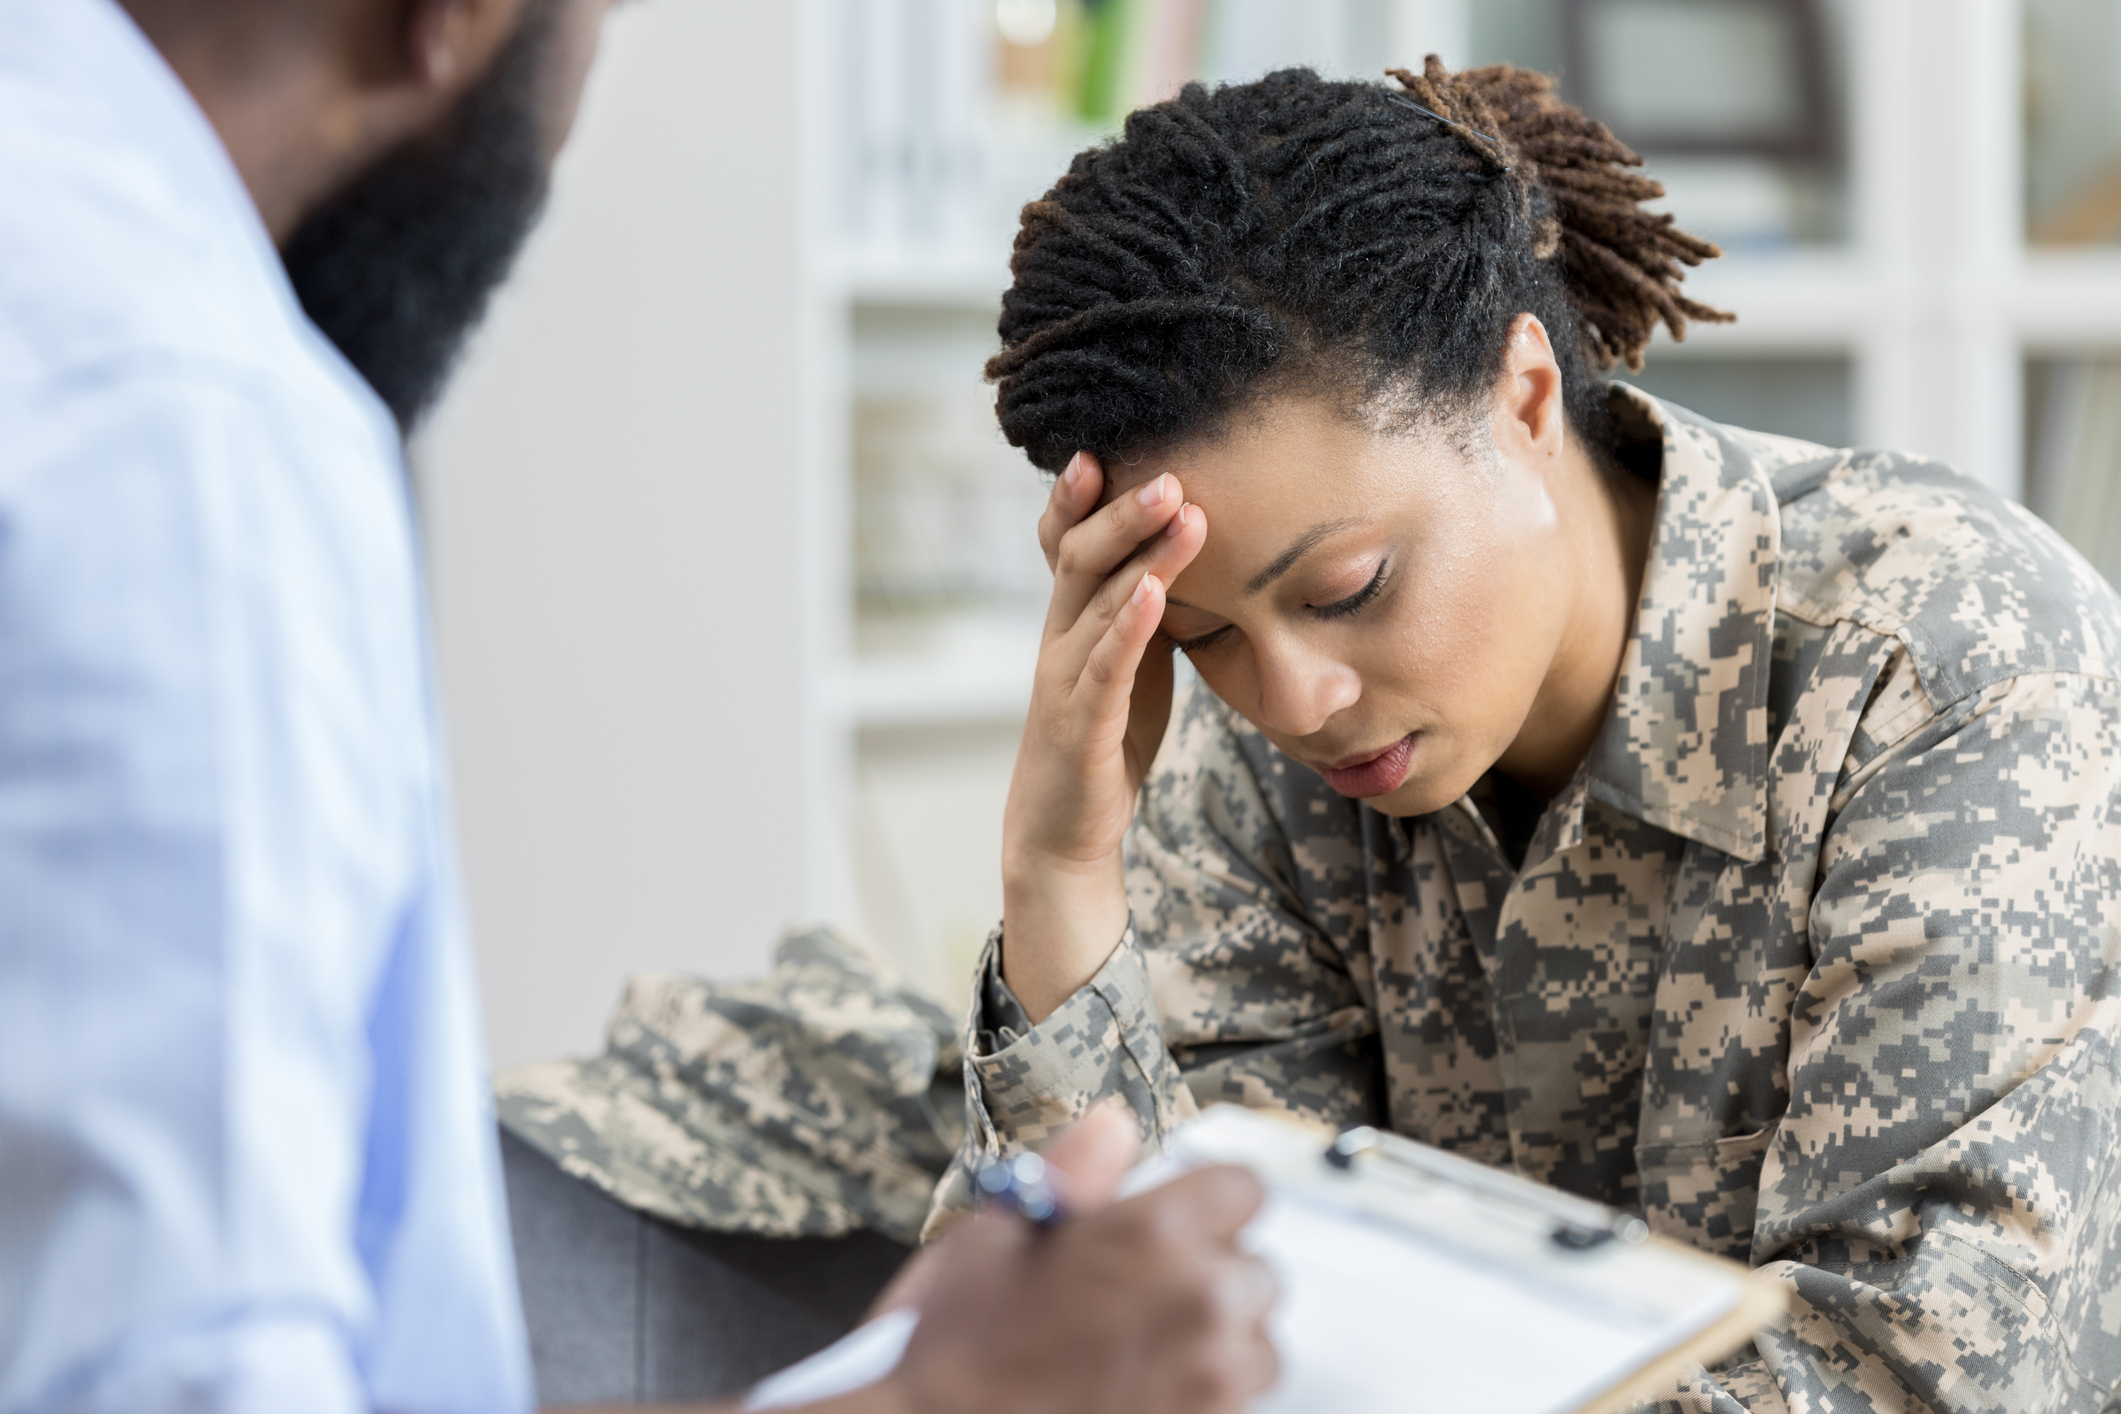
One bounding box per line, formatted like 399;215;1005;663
1244;518;1361;595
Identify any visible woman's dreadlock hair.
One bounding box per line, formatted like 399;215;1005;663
985;57;1731;474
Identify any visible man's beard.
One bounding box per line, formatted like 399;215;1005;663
283;0;562;433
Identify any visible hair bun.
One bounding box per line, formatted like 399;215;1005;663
1386;56;1733;371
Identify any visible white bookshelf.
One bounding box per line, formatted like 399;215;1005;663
794;0;2121;1001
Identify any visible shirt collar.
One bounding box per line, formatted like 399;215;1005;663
60;2;277;271
1581;385;1782;863
17;0;381;416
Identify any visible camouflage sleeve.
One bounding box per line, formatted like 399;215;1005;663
1642;669;2121;1414
926;677;1380;1236
921;926;1199;1237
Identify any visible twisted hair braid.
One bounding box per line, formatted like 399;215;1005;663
985;57;1732;475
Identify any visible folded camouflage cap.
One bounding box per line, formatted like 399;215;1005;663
496;925;964;1245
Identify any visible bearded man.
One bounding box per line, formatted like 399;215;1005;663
0;2;1278;1411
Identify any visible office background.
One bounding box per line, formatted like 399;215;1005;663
418;0;2121;1067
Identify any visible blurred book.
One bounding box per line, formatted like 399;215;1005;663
996;0;1348;126
840;0;1399;256
2025;0;2121;246
2029;357;2121;587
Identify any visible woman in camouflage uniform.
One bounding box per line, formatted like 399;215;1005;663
937;59;2121;1413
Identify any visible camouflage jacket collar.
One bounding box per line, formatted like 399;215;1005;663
1576;385;1781;863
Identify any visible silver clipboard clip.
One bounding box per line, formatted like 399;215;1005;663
1324;1127;1651;1252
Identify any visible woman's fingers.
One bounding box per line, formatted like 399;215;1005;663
1045;501;1207;687
1036;452;1103;573
1043;470;1187;640
1070;570;1170;739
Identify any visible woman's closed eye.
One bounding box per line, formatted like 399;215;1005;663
1309;558;1392;621
1169;622;1236;654
1168;559;1393;654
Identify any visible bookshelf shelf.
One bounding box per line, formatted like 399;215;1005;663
2016;255;2121;346
826;251;1013;312
844;638;1038;728
1654;253;1877;353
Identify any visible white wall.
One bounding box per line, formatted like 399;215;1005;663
418;1;811;1067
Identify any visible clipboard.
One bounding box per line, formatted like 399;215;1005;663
1161;1106;1785;1414
749;1105;1783;1413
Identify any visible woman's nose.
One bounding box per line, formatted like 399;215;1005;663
1251;641;1360;739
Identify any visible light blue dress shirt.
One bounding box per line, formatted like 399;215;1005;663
0;2;534;1411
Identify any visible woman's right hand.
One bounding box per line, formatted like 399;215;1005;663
1000;452;1207;1023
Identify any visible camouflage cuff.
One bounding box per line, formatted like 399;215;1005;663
964;923;1185;1155
976;937;1036;1051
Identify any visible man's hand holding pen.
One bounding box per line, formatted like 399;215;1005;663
865;1103;1280;1414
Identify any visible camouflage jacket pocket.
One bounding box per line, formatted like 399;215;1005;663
1635;1125;1774;1263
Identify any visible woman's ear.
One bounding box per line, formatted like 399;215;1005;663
1491;313;1567;466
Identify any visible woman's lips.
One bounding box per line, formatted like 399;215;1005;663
1318;734;1418;798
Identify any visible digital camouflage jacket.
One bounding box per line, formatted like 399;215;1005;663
933;389;2121;1413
